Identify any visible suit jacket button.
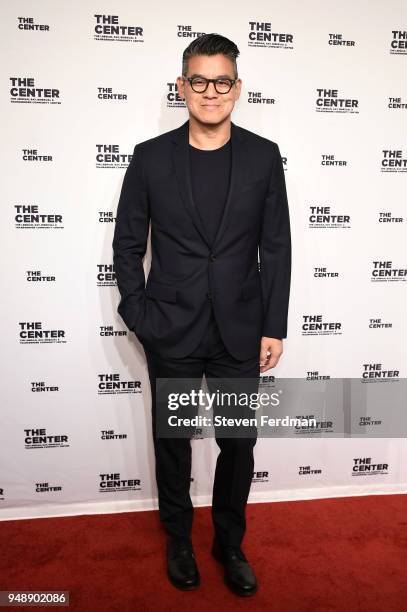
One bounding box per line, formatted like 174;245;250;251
209;254;217;261
207;292;212;300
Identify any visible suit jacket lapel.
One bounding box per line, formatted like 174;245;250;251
211;121;246;251
172;119;212;248
172;119;247;251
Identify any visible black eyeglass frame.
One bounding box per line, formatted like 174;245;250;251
183;76;237;94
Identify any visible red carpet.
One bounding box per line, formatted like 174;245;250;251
1;494;406;611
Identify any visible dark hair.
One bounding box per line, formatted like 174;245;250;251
182;33;240;78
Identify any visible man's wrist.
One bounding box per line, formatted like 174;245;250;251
262;329;285;340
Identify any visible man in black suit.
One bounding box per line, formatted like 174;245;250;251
113;33;291;597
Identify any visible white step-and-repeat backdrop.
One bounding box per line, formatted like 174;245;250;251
1;0;407;520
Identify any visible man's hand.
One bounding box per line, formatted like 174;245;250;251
259;337;283;372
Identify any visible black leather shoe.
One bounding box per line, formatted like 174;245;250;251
166;538;200;591
212;539;258;597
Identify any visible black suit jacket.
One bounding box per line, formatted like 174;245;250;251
112;119;291;360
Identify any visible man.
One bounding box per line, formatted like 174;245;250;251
112;33;291;597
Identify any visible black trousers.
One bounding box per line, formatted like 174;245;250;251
143;305;260;549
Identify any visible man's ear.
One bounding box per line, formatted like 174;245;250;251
176;76;185;99
235;78;242;100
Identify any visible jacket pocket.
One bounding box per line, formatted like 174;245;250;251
145;279;177;303
240;178;267;194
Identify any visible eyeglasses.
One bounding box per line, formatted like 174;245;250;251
183;76;237;94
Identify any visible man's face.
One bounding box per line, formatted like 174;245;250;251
177;53;242;126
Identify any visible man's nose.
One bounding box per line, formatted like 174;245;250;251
204;82;218;96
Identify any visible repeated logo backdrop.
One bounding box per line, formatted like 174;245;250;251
1;0;407;519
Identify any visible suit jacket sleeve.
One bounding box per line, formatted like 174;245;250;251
112;144;150;332
259;142;292;339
